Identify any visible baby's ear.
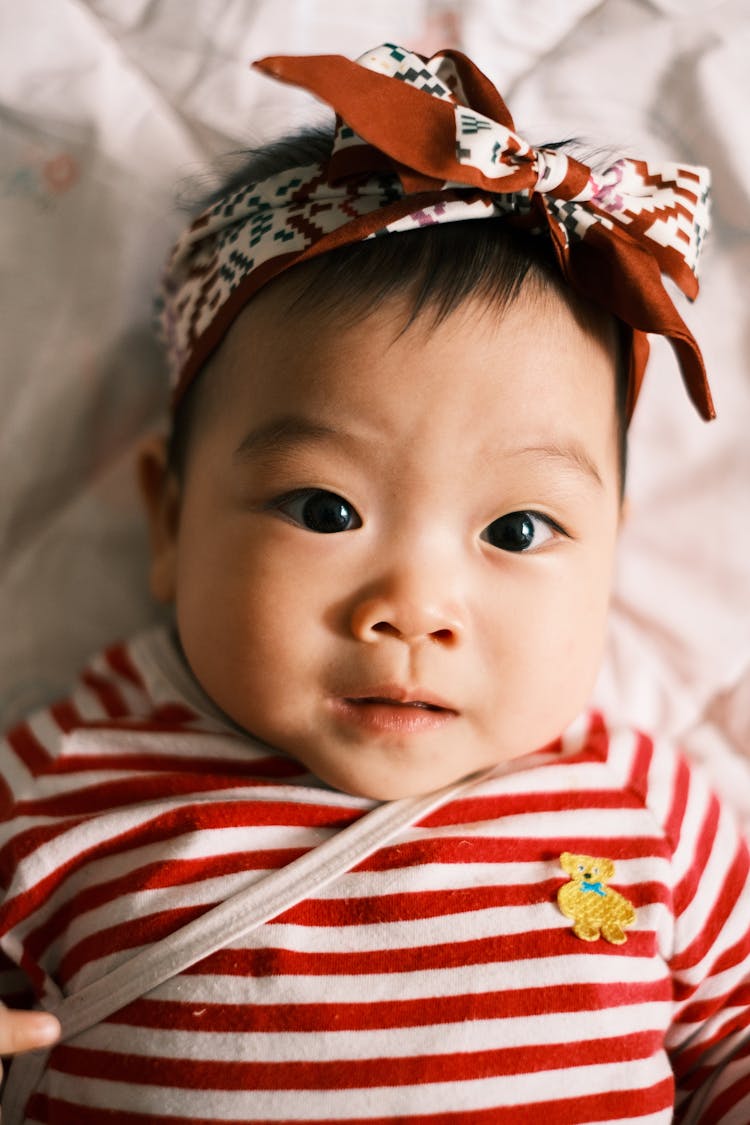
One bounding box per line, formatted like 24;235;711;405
136;434;181;604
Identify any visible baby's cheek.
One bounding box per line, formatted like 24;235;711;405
532;589;608;718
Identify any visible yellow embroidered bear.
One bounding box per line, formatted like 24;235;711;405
557;853;636;944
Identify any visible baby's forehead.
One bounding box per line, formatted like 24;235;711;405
207;274;617;448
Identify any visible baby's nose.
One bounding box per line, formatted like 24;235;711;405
350;600;462;647
348;561;466;647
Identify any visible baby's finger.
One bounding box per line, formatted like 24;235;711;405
0;1009;60;1055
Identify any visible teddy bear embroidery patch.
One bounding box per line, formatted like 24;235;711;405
557;852;636;944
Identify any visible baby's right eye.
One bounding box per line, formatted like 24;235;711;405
272;489;361;534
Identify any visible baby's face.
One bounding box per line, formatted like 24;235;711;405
150;276;622;799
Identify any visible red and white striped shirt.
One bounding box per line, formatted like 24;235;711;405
0;625;749;1123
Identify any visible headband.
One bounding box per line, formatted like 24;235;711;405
159;43;714;420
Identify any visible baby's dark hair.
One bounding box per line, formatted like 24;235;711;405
167;128;629;490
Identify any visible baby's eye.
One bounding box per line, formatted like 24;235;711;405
272;489;361;534
481;510;561;553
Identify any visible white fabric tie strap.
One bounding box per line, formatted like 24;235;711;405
2;769;488;1123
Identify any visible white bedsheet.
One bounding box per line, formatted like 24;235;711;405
1;0;748;819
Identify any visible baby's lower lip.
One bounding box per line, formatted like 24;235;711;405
331;697;457;734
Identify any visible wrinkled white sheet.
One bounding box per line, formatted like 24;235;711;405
1;0;748;818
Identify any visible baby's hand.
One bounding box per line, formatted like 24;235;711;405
0;1005;60;1056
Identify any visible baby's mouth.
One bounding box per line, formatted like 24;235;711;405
353;697;446;711
330;689;457;734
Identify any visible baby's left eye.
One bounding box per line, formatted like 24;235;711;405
481;511;560;553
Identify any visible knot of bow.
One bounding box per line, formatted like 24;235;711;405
256;42;714;420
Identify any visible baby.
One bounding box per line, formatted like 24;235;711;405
0;42;748;1124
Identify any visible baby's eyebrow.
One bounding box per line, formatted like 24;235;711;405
512;442;604;489
233;416;343;461
233;419;604;487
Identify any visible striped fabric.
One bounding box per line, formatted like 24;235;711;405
1;626;749;1123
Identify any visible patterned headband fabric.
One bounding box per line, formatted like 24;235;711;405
158;43;714;420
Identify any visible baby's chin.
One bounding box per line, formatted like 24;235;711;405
290;745;493;802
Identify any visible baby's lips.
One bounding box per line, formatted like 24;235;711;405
342;683;457;713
